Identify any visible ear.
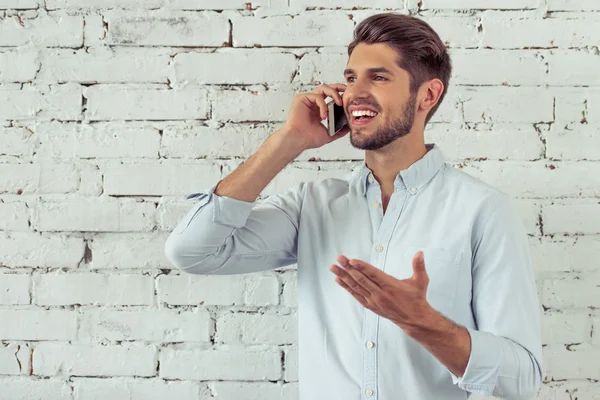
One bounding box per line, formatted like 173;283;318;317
418;79;444;114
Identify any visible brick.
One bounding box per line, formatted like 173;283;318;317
233;13;354;47
158;274;279;306
553;88;599;124
160;347;281;380
547;0;600;11
548;50;600;86
0;127;36;158
428;90;463;123
46;0;163;9
482;13;598;49
593;317;600;345
0;273;30;304
85;85;209;121
0;201;29;231
460;87;554;123
173;50;297;85
82;15;106;46
538;381;600;399
512;199;541;236
450;50;546;86
35;122;161;160
543;277;600;309
0;84;82;120
0;234;84;268
529;237;600;274
0;310;76;340
0;14;83;47
284;347;298;382
73;378;200;400
0;344;30;375
0;0;39;8
34;199;156;232
170;0;286;9
79;309;212;342
34;273;154;306
281;271;298;308
420;16;480;48
459;161;600;198
296;51;347;85
34;343;157;377
78;164;103;196
290;0;398;10
106;13;228;46
544;345;600;380
216;313;297;345
0;50;40;82
38;48;170;84
160;123;271;159
543;201;600;234
425;123;545;161
542;312;591;345
89;233;173;269
213;90;295;122
546;124;600;161
104;162;221;196
0;378;72;400
208;382;296;400
418;0;539;9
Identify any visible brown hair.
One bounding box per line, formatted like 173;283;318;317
347;13;452;124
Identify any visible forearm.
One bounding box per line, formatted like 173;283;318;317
215;128;304;202
402;306;471;378
403;306;541;398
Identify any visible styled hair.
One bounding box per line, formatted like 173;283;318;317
347;13;452;124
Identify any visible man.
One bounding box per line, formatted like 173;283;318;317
165;13;543;400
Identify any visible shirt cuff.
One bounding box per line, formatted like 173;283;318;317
449;328;502;396
188;185;257;229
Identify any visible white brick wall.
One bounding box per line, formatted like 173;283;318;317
0;1;598;399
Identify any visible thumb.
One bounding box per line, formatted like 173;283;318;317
412;251;428;284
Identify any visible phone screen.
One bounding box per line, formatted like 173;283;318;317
332;103;348;133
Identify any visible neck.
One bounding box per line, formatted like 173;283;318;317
364;134;428;195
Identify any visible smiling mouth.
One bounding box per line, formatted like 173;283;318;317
351;110;378;126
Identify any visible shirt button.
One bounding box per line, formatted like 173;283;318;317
365;389;374;396
375;245;384;253
366;341;375;348
410;187;417;194
368;175;374;184
373;202;380;208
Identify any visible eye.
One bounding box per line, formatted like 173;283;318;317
374;75;387;81
346;76;356;83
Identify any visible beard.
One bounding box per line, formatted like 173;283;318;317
349;93;417;151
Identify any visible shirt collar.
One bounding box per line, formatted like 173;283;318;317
352;144;446;197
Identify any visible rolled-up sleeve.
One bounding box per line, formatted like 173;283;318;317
450;193;543;399
165;182;304;275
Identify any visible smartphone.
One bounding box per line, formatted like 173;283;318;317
327;101;348;136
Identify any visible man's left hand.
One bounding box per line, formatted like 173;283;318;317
329;252;433;333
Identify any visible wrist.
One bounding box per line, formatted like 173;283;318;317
270;127;307;159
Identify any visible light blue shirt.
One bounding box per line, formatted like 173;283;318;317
165;144;542;400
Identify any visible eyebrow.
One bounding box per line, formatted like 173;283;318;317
343;67;393;76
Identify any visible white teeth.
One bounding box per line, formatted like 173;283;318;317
351;110;378;117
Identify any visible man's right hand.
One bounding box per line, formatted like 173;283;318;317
279;83;351;151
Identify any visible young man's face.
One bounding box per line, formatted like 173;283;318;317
343;42;418;151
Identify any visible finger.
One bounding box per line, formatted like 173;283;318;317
329;125;350;142
301;93;329;120
335;276;368;306
330;264;371;299
341;261;382;292
411;251;429;284
312;84;345;106
348;259;388;286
